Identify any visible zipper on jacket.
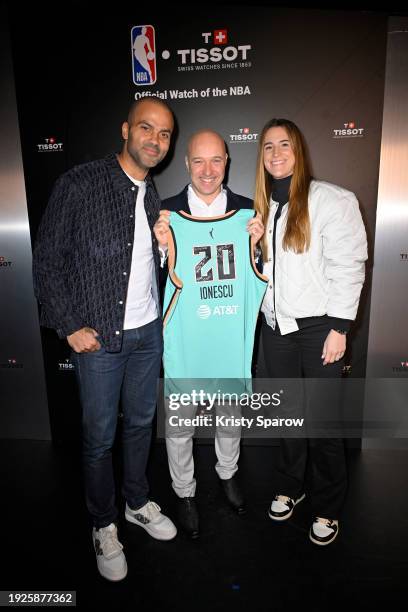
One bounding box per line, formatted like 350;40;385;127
272;202;284;325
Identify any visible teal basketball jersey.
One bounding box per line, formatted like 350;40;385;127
163;209;268;381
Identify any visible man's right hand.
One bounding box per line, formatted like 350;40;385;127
67;327;101;353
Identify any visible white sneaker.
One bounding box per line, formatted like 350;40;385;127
92;523;127;581
309;517;339;546
125;500;177;541
268;493;306;521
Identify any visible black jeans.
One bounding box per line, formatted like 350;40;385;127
261;316;347;518
72;318;163;529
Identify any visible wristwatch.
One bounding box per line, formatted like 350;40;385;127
332;329;347;335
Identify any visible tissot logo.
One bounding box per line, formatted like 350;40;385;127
229;127;258;144
333;122;364;139
37;137;63;152
58;358;75;372
392;361;408;373
400;253;407;260
342;365;352;375
161;29;252;72
0;358;23;369
177;30;250;65
214;30;228;45
0;256;12;267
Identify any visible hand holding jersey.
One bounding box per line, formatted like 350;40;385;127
154;209;264;249
153;209;171;247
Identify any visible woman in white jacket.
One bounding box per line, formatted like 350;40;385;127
254;118;367;545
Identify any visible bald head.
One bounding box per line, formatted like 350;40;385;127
185;129;228;205
187;129;227;158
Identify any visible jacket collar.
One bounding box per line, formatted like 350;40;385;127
182;184;236;213
224;186;239;212
104;153;153;193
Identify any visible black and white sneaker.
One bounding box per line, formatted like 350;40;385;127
92;523;127;582
125;500;177;541
309;517;339;545
268;493;306;521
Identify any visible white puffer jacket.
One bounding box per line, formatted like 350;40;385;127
262;180;368;335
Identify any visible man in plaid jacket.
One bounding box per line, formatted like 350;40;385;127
33;98;177;582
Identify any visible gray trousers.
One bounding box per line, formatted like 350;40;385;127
165;401;241;497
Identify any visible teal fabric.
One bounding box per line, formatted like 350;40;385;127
163;210;267;384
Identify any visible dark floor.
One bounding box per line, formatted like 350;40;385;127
1;440;407;611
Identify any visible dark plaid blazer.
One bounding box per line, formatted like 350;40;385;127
33;153;162;351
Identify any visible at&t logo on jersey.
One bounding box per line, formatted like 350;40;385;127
197;305;211;319
131;25;157;86
196;304;239;318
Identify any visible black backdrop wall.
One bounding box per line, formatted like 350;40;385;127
6;5;387;442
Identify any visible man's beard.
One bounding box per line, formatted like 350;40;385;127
128;143;161;170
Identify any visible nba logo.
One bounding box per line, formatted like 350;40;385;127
131;25;157;86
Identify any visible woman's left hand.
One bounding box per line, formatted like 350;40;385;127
321;330;346;366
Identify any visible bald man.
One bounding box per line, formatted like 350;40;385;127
154;130;264;538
